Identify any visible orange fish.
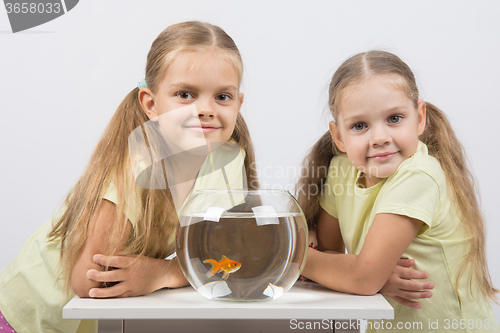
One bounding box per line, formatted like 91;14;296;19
203;255;241;280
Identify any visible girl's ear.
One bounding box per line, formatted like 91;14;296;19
237;92;244;112
329;120;346;152
139;88;158;120
417;100;426;136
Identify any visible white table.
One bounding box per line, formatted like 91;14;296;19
63;281;393;333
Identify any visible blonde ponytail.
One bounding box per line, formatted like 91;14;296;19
231;113;259;189
296;131;342;229
49;87;152;293
420;102;499;302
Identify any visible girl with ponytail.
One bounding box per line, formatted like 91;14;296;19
0;21;258;333
299;50;498;332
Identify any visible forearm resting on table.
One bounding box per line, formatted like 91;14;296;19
302;249;389;296
72;254;189;298
303;212;422;296
69;199;190;298
158;257;189;289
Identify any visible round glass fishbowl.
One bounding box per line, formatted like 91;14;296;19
176;189;308;301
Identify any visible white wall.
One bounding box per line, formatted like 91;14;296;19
1;0;498;319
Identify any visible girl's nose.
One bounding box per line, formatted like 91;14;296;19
198;109;215;119
197;99;216;119
370;125;392;147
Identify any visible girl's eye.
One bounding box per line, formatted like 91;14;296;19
176;91;194;100
388;115;402;124
216;94;231;102
352;123;367;131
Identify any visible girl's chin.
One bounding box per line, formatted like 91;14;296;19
368;167;399;180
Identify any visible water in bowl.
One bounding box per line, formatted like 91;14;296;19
177;211;307;301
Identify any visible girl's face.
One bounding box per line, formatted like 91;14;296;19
141;49;243;155
330;75;426;188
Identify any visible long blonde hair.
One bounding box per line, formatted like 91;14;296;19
297;50;498;302
48;21;258;293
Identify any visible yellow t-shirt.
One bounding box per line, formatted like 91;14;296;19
0;145;246;333
320;141;498;333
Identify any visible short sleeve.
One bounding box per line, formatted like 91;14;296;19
375;169;439;232
319;158;339;218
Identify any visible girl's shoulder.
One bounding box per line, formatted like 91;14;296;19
400;141;446;185
383;141;447;202
329;154;353;169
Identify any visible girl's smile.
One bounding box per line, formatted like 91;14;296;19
368;151;398;162
185;124;221;134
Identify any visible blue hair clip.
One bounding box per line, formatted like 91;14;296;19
138;78;148;89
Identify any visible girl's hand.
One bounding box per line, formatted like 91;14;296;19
85;254;188;298
379;259;434;309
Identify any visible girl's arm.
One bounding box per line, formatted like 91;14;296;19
308;209;433;306
302;210;423;295
71;199;188;298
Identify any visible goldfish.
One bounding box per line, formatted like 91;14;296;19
203;255;241;280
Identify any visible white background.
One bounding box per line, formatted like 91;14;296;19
0;0;498;319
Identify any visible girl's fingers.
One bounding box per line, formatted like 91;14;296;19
399;278;434;291
397;258;415;268
392;296;422;309
93;254;131;268
86;268;123;283
395;259;431;280
398;267;430;280
88;283;129;298
397;289;433;300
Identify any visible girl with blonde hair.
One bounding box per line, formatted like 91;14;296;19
0;21;257;333
299;50;498;332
